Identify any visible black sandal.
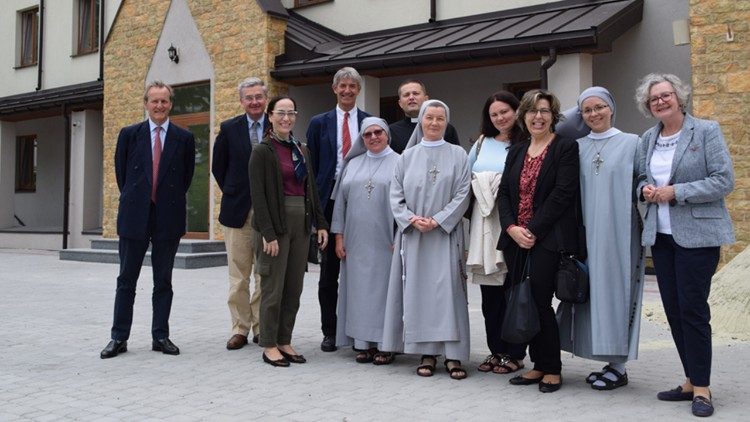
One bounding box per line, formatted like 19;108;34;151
586;364;617;383
355;347;378;363
416;355;437;377
493;355;524;374
444;359;467;380
373;351;395;365
591;367;628;390
477;354;500;372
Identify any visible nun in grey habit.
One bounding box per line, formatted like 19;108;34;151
331;117;400;364
381;100;472;380
556;86;645;391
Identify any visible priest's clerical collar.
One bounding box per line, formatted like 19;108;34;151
420;139;446;147
410;117;419;123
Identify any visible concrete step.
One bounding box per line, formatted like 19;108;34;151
59;248;227;269
90;238;225;253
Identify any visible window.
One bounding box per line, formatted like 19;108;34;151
293;0;332;8
16;135;37;192
18;8;39;67
77;0;100;54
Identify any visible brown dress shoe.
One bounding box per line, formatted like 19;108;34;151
226;334;248;350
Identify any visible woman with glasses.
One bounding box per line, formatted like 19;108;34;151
497;89;581;393
381;100;472;380
330;117;399;365
556;86;645;391
249;95;329;367
635;73;734;417
467;91;528;375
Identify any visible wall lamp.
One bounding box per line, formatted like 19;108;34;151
167;44;179;63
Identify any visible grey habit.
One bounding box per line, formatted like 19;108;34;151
556;87;646;362
331;117;399;349
381;100;472;361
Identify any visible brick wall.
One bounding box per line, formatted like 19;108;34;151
102;0;287;239
690;0;749;262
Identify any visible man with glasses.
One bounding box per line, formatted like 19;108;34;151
212;77;269;350
306;67;371;352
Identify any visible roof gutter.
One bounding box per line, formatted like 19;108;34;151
539;47;557;90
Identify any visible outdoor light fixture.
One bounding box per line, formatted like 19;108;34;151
168;44;179;63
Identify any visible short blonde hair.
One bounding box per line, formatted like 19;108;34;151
143;81;174;102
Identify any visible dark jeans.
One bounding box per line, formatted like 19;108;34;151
480;284;527;360
318;199;340;337
651;233;719;387
504;244;561;374
111;205;180;341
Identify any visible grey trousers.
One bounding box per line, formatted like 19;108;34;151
257;196;309;347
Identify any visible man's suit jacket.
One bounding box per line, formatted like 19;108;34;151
497;135;582;256
637;113;735;248
306;108;370;211
211;114;268;228
115;120;196;241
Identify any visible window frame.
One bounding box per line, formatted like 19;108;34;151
15;135;38;193
18;7;39;68
76;0;100;55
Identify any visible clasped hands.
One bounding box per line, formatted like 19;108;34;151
509;226;536;249
642;184;675;203
410;215;439;233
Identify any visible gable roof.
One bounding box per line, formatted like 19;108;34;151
272;0;643;81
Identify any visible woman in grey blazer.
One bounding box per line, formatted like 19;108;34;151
635;73;735;418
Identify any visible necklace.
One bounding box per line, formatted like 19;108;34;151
363;156;386;199
591;137;613;175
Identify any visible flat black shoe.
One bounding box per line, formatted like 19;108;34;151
279;350;307;364
320;336;337;352
657;386;694;401
263;352;290;367
692;395;714;417
252;334;259;344
100;340;127;359
539;377;563;393
152;338;180;355
509;375;543;385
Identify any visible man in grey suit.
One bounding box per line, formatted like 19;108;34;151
212;77;269;350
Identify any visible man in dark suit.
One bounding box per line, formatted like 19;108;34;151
211;77;268;350
388;79;460;153
101;81;196;359
306;67;370;352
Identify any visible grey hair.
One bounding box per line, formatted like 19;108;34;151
143;81;174;102
634;73;691;117
332;67;362;88
237;77;267;99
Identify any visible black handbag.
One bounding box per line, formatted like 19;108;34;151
501;252;540;344
555;253;589;303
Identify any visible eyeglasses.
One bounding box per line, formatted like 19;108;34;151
243;95;266;102
581;104;609;116
526;108;552;117
271;110;298;118
648;92;675;105
363;129;384;139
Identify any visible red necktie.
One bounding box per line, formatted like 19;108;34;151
342;112;351;158
152;126;162;203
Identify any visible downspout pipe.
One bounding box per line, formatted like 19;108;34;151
429;0;436;23
539;47;557;90
36;0;44;91
98;0;104;81
62;104;71;249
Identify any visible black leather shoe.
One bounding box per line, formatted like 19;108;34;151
279;350;307;364
100;340;127;359
509;375;543;385
252;334;259;344
320;336;337;352
539;378;563;393
152;338;180;355
263;352;290;367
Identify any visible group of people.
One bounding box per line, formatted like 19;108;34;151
101;67;734;418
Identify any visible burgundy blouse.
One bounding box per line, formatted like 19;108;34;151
516;144;551;228
271;139;305;196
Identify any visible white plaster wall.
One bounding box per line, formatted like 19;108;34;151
0;0;122;97
288;0;549;35
13;116;65;228
69;110;102;248
0;122;18;228
593;0;691;136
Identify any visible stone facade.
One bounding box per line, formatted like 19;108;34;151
102;0;287;239
690;0;749;263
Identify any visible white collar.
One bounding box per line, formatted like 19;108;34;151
587;127;621;139
246;114;265;126
336;105;358;117
366;147;394;158
149;118;170;132
409;117;419;123
420;139;446;147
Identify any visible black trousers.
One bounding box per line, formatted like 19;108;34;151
318;199;340;337
504;243;561;374
481;284;527;360
651;233;719;387
111;205;180;341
